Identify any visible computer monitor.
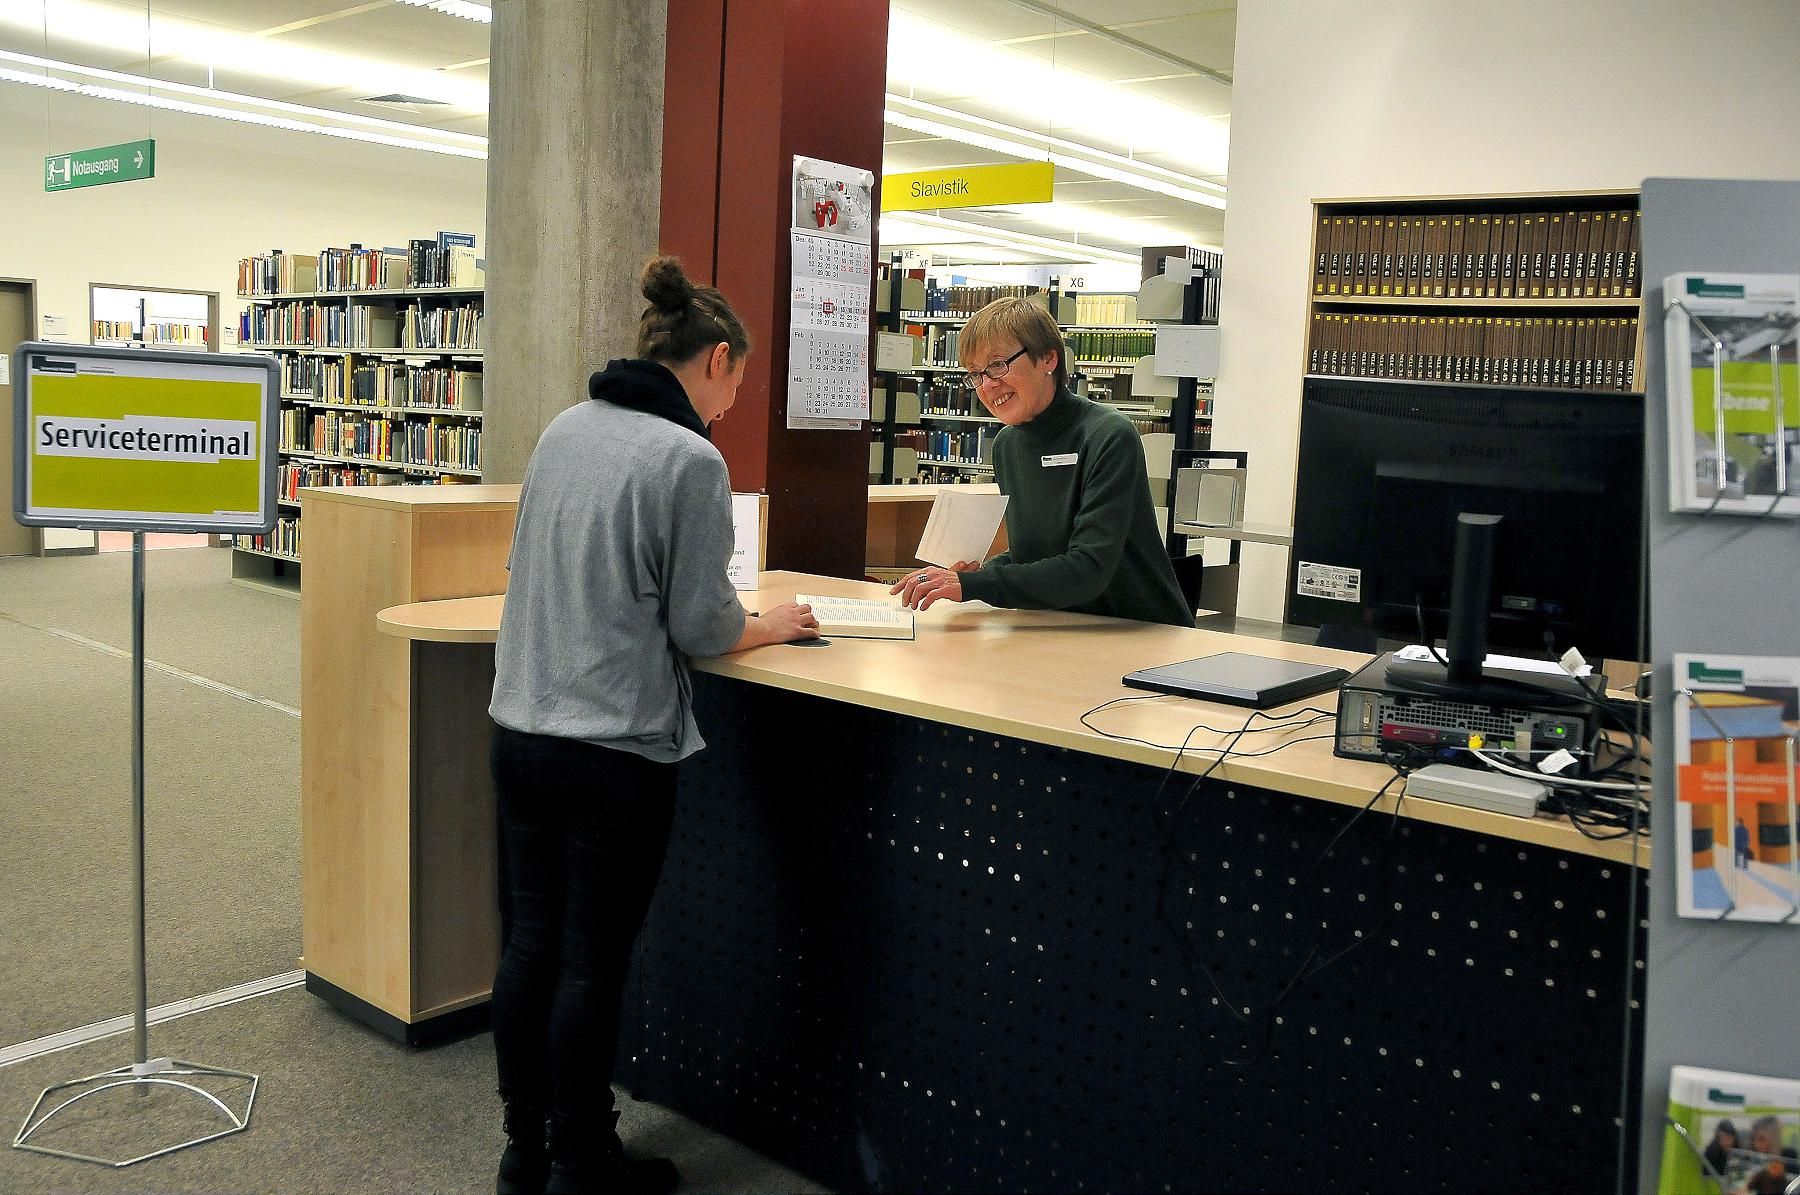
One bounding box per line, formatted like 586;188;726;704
1286;376;1646;663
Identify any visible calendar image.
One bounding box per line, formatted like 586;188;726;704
788;327;868;424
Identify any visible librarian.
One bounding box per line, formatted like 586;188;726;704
891;297;1193;627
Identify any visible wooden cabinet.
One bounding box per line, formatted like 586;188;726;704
298;484;516;1042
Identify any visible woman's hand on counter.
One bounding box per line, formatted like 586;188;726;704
726;603;820;652
890;565;968;611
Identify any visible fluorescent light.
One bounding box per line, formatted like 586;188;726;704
886;8;1228;177
881;212;1138;265
0;0;487;110
885;97;1225;210
396;0;493;22
0;65;77;93
0;60;486;159
0;50;487;146
985;202;1201;251
890;96;1225;197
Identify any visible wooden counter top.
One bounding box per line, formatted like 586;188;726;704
302;482;522;512
379;594;505;642
867;482;1000;503
374;571;1646;864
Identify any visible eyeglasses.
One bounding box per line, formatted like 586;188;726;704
960;347;1029;390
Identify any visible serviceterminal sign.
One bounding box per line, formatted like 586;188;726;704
12;343;279;534
882;161;1055;213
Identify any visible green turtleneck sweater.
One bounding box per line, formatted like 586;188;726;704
959;389;1194;628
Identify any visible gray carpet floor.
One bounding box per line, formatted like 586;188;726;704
0;988;825;1194
0;547;827;1193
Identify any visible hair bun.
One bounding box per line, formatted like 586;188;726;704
641;255;695;314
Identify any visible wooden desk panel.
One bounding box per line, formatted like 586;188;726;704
301;486;516;1036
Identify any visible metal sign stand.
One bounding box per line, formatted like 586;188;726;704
12;532;260;1166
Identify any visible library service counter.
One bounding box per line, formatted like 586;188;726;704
305;486;1648;1193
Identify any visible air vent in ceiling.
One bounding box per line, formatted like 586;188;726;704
357;94;450;112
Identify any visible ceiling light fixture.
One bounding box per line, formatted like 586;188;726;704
880;212;1138;265
0;59;486;159
395;0;493;22
0;0;486;110
884;97;1225;210
0;49;487;146
886;8;1228;177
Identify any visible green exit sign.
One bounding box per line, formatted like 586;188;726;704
44;139;156;192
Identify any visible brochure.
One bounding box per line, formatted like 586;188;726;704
1660;1065;1800;1194
1672;653;1800;922
1662;273;1800;517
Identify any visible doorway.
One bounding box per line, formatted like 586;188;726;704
0;279;38;557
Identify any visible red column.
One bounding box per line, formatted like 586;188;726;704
662;0;889;577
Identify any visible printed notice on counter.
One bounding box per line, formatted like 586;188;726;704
728;492;762;591
787;155;875;430
1296;560;1361;602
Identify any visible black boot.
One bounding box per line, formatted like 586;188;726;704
544;1110;679;1195
497;1101;549;1195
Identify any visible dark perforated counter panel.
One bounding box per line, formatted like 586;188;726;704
622;672;1646;1193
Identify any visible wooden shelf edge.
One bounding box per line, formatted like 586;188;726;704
1314;188;1640;207
1311;295;1642;308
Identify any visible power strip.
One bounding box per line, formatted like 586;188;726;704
1405;763;1546;819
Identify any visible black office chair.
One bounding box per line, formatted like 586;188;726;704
1171;552;1208;613
1313;623;1379;653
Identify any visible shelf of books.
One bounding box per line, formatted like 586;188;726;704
230;234;484;595
1305;191;1644;390
871;269;1170;484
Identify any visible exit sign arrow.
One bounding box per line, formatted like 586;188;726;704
44;138;156;192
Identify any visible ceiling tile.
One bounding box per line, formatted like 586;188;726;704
1116;73;1230;115
1111;11;1236;72
276;4;490;66
123;0;341;34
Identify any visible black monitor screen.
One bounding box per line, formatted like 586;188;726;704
1286;377;1645;662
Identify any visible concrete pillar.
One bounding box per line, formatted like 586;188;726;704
482;0;668;483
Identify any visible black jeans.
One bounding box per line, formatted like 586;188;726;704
489;724;678;1123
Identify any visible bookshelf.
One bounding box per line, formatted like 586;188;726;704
90;283;217;352
1305;190;1644;390
230;238;485;595
869;269;1169;485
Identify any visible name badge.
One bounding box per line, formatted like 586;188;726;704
1040;453;1078;467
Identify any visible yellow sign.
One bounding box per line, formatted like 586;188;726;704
13;344;278;533
883;162;1055;212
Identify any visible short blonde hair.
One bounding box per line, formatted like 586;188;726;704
960;297;1067;390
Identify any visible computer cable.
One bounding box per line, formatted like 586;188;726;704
1148;719;1422;1066
1078;696;1335;834
1468;747;1649;793
1170;764;1413;1067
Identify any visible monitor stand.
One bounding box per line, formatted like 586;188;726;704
1380;512;1589;709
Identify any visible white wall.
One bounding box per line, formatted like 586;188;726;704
1215;0;1800;621
0;85;487;547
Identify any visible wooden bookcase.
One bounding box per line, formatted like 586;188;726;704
230;281;486;596
1305;189;1645;393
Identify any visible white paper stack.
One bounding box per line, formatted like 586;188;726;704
915;489;1008;568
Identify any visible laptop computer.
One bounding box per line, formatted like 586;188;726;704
1122;652;1349;708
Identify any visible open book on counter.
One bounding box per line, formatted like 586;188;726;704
796;593;915;641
